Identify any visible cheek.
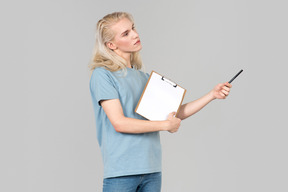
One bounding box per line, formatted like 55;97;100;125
116;39;131;48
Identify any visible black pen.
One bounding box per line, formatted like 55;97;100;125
228;69;243;84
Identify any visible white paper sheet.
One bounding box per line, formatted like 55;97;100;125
135;71;186;121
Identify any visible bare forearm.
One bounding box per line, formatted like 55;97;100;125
177;91;215;120
113;117;168;134
101;99;181;134
177;82;232;120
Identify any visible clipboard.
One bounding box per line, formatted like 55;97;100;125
135;71;186;121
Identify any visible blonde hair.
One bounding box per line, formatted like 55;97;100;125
89;12;143;72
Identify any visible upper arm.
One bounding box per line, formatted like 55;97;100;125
101;99;125;132
90;68;119;106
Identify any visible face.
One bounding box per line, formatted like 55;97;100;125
107;18;142;58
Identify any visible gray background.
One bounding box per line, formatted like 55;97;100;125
1;0;287;191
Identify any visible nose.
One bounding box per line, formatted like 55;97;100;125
132;30;139;39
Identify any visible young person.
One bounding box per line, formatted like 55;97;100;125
89;12;232;192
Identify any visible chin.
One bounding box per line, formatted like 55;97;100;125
136;45;142;52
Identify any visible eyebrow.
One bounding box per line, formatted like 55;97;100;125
120;23;135;36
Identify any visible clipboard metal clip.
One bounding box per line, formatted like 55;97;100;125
161;76;177;88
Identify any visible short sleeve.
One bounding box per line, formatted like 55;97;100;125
90;68;119;106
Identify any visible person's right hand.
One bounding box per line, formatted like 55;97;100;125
166;112;181;133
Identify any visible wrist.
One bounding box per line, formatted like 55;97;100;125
161;120;170;131
208;90;216;101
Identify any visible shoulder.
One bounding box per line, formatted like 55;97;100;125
90;67;114;88
92;67;110;76
137;70;150;79
91;67;114;80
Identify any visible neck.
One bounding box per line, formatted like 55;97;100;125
114;50;132;68
126;60;132;68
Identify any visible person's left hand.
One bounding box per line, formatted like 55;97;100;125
210;82;232;99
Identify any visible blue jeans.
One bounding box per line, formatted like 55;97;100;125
103;172;162;192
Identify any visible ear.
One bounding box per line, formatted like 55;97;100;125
106;41;117;50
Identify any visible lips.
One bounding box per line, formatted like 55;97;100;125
134;40;141;45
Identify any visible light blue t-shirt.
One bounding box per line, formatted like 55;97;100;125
90;67;162;179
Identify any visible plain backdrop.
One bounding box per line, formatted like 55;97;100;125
1;0;287;191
